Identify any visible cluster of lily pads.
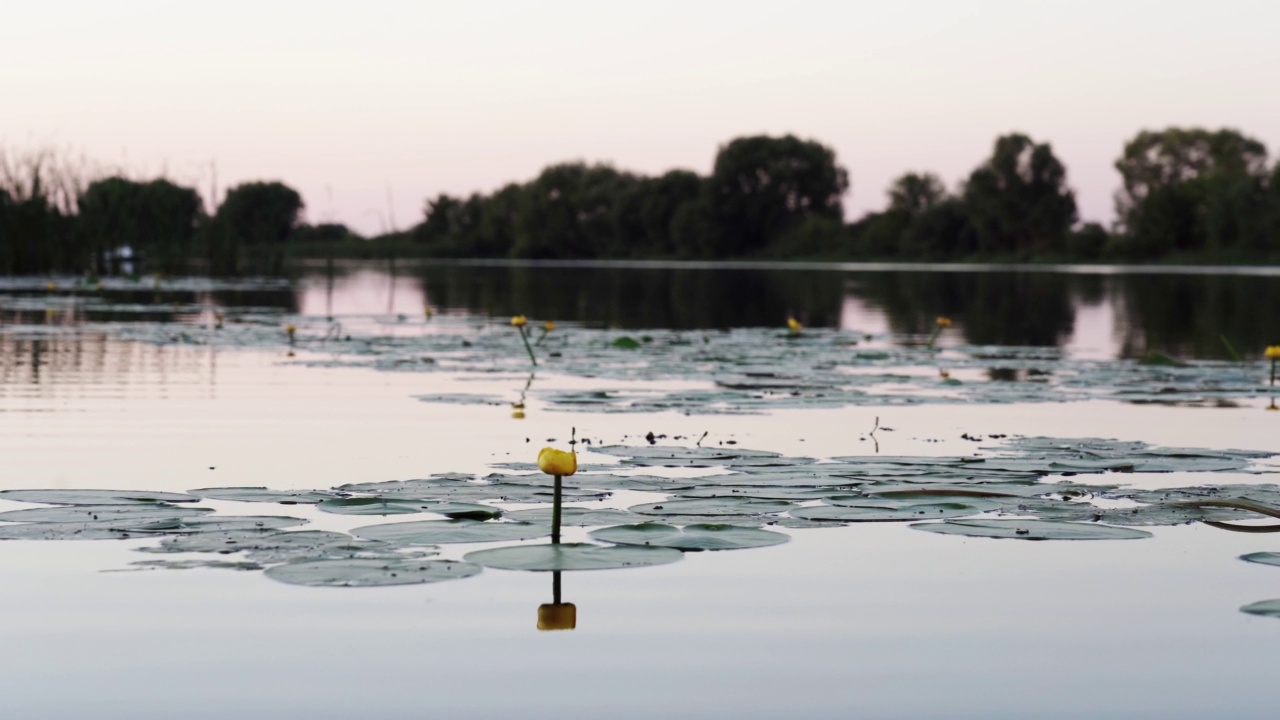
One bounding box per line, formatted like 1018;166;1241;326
5;301;1274;409
3;437;1280;609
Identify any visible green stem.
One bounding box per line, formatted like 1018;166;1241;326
1219;334;1242;362
926;325;943;350
551;474;562;545
517;326;537;366
1271;358;1276;387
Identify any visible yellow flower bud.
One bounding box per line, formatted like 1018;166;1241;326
787;317;802;332
45;281;57;291
936;316;952;328
511;315;528;327
1266;346;1280;360
544;321;556;332
285;323;297;336
424;307;435;318
537;447;577;476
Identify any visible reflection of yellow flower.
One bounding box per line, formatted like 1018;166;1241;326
939;369;950;379
544;321;555;332
537;447;577;476
538;602;577;631
1266;346;1280;360
512;410;526;420
936;316;952;328
511;315;527;327
787;317;802;332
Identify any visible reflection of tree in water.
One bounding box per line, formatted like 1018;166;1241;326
851;271;1077;346
1116;275;1280;360
414;265;845;329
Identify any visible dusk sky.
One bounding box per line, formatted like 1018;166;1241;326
3;0;1276;235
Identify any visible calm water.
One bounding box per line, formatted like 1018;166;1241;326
2;262;1280;719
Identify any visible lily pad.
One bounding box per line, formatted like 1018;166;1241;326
0;489;201;505
126;516;309;534
910;519;1153;540
464;542;683;571
317;498;501;519
589;522;790;551
505;507;641;527
1240;599;1280;618
1240;552;1280;568
351;519;547;545
0;523;146;541
264;558;482;587
792;501;995;522
188;487;338;504
0;504;212;524
630;497;794;517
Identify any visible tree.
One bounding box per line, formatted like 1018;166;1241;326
703;135;849;257
510;163;639;259
1113;128;1269;257
612;170;702;257
963;133;1077;256
205;181;303;274
888;172;948;214
78;177;201;273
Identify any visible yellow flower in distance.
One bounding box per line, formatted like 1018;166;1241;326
936;316;953;328
1266;346;1280;360
285;323;297;336
424;307;435;318
511;315;528;328
787;317;803;332
46;281;57;291
537;447;577;476
544;320;556;332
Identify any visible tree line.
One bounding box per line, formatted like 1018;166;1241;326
3;126;1279;276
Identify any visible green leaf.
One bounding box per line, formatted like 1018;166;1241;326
464;542;683;571
188;487;338;504
265;558;482;587
589;522;790;551
1240;599;1280;618
0;504;212;524
351;519;547;545
911;519;1153;540
0;489;200;505
630;497;794;517
792;501;994;522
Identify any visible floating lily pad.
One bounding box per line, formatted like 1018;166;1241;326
264;558;482;587
792;500;994;522
0;504;212;524
505;507;641;527
128;559;265;572
464;542;683;571
630;497;794;517
351;519;547;545
126;516;308;534
188;487;338;504
317;497;501;519
0;523;145;541
1240;599;1280;618
1240;552;1280;568
0;489;201;505
910;519;1153;540
589;522;790;551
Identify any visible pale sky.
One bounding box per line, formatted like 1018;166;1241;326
2;0;1276;235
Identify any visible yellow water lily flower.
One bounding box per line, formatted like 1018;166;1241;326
285;323;297;338
45;281;57;291
537;447;577;476
1266;346;1280;360
936;316;952;328
511;315;528;328
424;307;435;318
787;317;802;332
544;320;556;332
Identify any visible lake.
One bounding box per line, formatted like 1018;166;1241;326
2;261;1279;719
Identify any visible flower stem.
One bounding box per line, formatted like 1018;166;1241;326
518;326;538;366
551;474;562;545
926;325;943;350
